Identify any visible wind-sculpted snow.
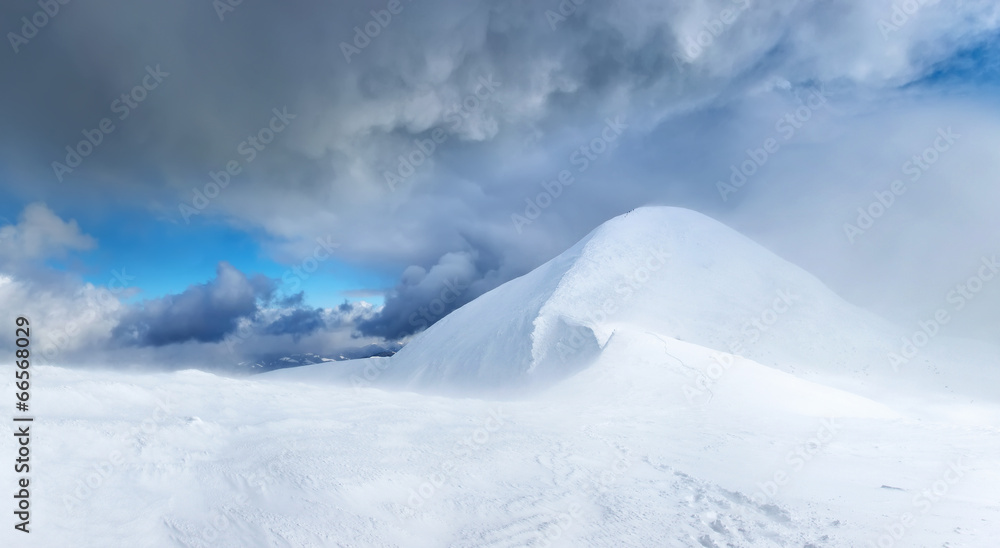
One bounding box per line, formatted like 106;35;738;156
527;206;899;382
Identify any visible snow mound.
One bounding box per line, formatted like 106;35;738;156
350;207;903;392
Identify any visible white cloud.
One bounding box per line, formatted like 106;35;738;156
0;274;123;362
0;202;96;266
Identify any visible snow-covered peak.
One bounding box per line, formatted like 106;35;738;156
381;206;893;391
269;207;998;407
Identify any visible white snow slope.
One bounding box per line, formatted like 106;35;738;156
3;207;999;547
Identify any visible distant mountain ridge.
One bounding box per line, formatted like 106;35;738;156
239;342;403;373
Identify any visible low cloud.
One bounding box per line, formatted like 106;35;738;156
113;262;275;346
264;307;327;341
358;251;490;339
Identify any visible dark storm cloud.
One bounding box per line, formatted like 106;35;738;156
357;250;488;339
112;261;275;346
0;0;819;214
264;308;327;341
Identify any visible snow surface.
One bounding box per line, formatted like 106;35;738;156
3;207;999;547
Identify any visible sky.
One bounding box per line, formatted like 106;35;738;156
1;0;999;371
